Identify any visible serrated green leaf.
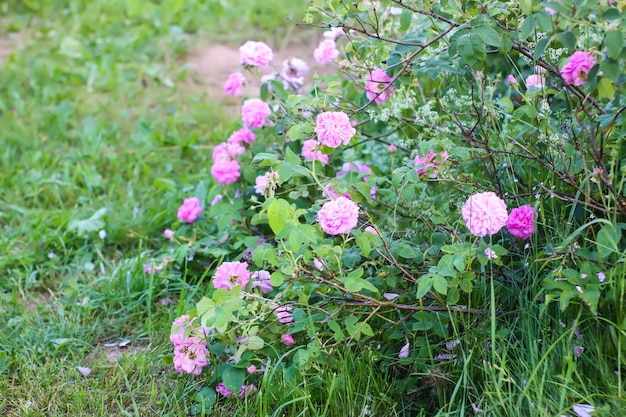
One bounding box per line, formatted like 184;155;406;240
473;25;501;48
433;274;448;295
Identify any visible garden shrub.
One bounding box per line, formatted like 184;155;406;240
155;0;625;414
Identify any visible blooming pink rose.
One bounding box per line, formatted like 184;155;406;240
281;333;295;345
314;111;356;148
213;261;251;290
173;341;210;376
178;197;203;223
227;128;256;145
365;68;394;104
561;51;596;86
313;39;340;64
224;72;245;96
164;229;174;239
507;74;517;84
282;58;309;78
461;192;508;237
506;205;535;240
302;139;329;164
255;175;269;195
318;196;359;235
251;270;273;293
239;41;273;67
211;158;241;184
525;74;545;89
338;162;373;181
241;98;271;129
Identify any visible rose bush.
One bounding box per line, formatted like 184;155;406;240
152;1;625;413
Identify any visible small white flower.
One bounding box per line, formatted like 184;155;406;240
98;230;107;239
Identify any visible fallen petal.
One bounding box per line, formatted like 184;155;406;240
77;366;91;376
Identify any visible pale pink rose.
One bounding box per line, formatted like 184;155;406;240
302;139;329;164
239;41;273;67
338;162;372;180
281;333;295;345
224;72;245;96
173;340;209;376
323;27;344;40
318;196;359;235
598;272;606;282
216;382;232;397
282;58;309;78
213;261;251;290
507;74;517;84
251;270;273;293
365;68;394;104
389;144;397;153
211;158;241;184
314;111;356;148
255;175;269;195
276;305;293;324
525;74;546;89
561;51;596;86
398;342;410;359
177;197;203;223
461;192;508;237
227;128;256;145
241;98;271;129
313;39;340;64
506;205;535;240
164;229;174;239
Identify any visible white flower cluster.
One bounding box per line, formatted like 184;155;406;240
368;85;417;123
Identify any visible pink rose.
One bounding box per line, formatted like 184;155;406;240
254;174;269;195
276;305;293;324
507;74;517;84
414;151;448;178
282;58;309;78
177;197;203;223
561;51;596;86
302;139;329;164
365;68;394;104
313;39;339;64
241;98;271;129
251;270;273;293
211;158;241;184
323;27;344;40
526;74;546;89
173;340;209;376
212;261;251;290
389;144;397;153
228;128;256;145
239;41;273;67
164;229;174;239
314;111;356;148
461;192;508;237
224;72;245;96
318;196;359;235
506;205;535;240
215;382;232;397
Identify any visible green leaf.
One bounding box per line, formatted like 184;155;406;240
520;0;532;15
533;36;552;60
195;387;216;409
356;233;372;257
604;30;624;60
400;9;412;31
473;25;501;48
0;351;9;375
519;16;535;40
447;287;461;305
288;228;303;253
360;322;374;337
433;274;448;295
597;78;616;99
153;177;177;192
416;276;433;299
67;208;107;236
267;199;293;235
597;223;621;258
222;366;245;392
557;31;576;50
396;243;416;259
246;336;264;350
270;271;285;286
457;34;486;67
